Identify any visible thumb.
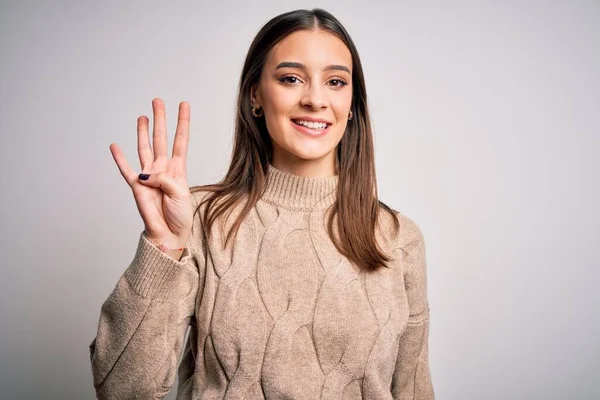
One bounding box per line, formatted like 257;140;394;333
138;172;186;197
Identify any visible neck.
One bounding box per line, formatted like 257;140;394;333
260;161;339;211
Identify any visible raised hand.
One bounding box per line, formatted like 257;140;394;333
109;98;193;259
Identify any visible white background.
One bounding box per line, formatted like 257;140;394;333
1;1;598;398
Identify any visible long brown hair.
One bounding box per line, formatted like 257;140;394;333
190;8;400;271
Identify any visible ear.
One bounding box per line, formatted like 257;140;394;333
250;84;261;107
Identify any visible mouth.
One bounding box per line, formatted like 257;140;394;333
290;118;332;136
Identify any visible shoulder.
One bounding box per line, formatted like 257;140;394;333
188;185;250;232
377;207;424;252
189;186;212;208
393;210;425;251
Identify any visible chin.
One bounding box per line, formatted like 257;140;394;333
282;143;337;162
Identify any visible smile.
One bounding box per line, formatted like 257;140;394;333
291;119;331;137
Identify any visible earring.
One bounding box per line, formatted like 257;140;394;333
251;105;264;117
348;110;353;121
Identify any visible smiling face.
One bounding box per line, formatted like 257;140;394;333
251;28;353;174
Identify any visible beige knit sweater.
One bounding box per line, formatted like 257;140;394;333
89;163;434;399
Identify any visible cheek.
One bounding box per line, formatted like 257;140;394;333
264;85;297;115
333;98;352;122
340;90;353;110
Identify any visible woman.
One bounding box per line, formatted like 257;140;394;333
90;8;434;400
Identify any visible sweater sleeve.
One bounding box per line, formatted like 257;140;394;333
391;219;435;399
89;194;206;399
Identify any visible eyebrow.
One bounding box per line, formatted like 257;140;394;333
275;61;351;74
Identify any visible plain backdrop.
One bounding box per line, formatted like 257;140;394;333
1;1;598;399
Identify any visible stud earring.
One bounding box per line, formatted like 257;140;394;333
348;110;353;121
251;106;264;117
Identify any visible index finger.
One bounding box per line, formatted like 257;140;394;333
172;101;190;160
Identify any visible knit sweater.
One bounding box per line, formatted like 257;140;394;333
89;163;434;399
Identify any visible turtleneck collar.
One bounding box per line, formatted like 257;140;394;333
260;162;339;211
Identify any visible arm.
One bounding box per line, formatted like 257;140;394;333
89;194;206;399
391;218;435;399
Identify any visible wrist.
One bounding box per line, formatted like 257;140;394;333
143;231;187;252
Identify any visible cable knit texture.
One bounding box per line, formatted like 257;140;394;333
89;163;434;399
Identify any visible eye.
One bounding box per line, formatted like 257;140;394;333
327;78;348;88
278;75;302;85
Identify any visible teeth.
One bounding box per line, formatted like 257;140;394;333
294;120;328;130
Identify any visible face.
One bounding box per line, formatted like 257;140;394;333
251;29;353;170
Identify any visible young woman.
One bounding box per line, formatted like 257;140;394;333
90;8;434;400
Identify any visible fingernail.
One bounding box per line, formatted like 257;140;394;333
139;173;150;180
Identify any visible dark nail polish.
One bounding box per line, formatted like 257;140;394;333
139;173;150;180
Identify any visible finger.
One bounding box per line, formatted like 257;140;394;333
138;171;188;198
152;98;168;161
137;116;153;170
172;101;190;161
109;143;137;186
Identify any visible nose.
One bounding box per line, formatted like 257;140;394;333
300;83;328;110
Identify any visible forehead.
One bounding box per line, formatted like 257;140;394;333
266;29;352;71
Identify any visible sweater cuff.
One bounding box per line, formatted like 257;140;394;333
123;231;192;300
